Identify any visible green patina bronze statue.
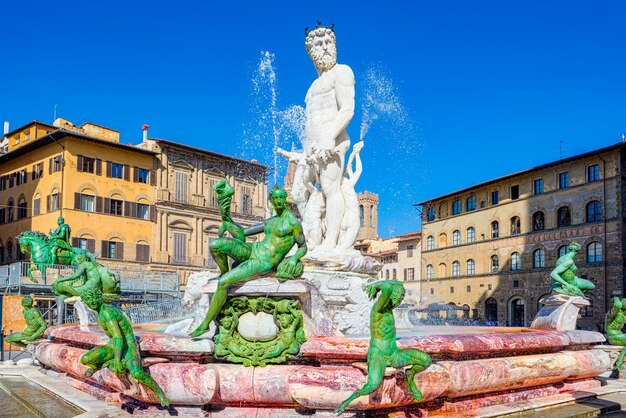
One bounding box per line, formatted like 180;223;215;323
79;288;170;407
213;297;306;366
606;297;626;370
190;183;307;338
550;242;595;297
48;216;72;265
6;296;47;348
335;281;432;415
51;252;120;301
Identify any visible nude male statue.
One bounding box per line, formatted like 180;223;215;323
606;297;626;370
304;23;355;250
190;185;307;337
6;296;47;348
550;242;595;297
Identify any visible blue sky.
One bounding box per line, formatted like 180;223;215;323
2;1;625;237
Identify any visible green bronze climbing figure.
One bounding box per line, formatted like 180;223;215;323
606;297;626;371
335;281;432;415
190;183;307;337
550;242;595;297
79;288;170;407
51;252;120;301
6;296;47;348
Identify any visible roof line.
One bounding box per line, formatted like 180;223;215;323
415;141;623;206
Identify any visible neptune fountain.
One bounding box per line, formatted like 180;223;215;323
21;23;622;417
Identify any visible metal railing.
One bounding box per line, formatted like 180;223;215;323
123;299;185;324
117;269;180;293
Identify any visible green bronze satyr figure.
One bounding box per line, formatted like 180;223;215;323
79;288;170;407
52;252;120;301
335;281;432;415
550;242;595;297
6;296;47;348
606;297;626;370
190;184;307;338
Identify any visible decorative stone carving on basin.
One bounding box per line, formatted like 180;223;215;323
530;294;589;331
238;312;279;341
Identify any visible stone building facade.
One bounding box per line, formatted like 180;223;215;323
357;191;378;241
417;142;622;330
137;138;269;285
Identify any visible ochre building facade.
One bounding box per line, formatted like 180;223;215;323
418;143;622;330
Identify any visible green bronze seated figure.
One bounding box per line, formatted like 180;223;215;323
190;183;307;338
79;288;170;407
606;297;626;371
6;296;47;348
335;281;432;415
550;242;595;297
51;252;120;301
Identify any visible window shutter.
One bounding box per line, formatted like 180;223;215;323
31;166;36;181
123;165;130;181
104;198;111;214
74;193;81;210
124;201;131;217
71;238;79;247
133;167;139;182
87;239;95;253
77;155;84;172
150;170;156;186
150;205;156;222
95;159;102;175
130;202;137;218
33;199;40;216
57;192;62;210
46;195;50;212
49;158;52;174
101;241;109;258
96;196;103;213
106;162;112;177
117;242;124;260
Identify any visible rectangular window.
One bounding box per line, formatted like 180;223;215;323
407;245;414;258
491;191;499;205
430;288;434;295
20;169;27;185
488;284;492;290
9;173;15;188
587;164;599;182
533;179;543;195
0;176;6;191
559;172;569;189
406;268;415;281
136;244;150;262
137;203;149;220
513;280;520;288
467;285;471;293
209;179;219;209
81;195;95;212
450;286;454;294
111;163;124;179
175;172;188;204
242;189;252;215
173;232;187;264
53;156;62;172
79;238;88;250
110;199;123;216
102;240;123;259
511;185;519;200
0;209;5;224
79;156;95;173
136;168;150;183
49;193;60;211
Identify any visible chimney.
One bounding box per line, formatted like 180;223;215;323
3;121;9;135
142;124;150;142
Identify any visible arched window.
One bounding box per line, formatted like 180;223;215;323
452;200;461;215
509;298;526;327
427;236;434;250
485;298;498;323
386;270;390;279
467;259;475;275
491;221;499;238
532;211;545;231
491;255;499;272
587;242;602;263
466;196;476;211
369;205;374;227
7;199;14;222
438;263;446;277
467;227;475;243
17;197;27;220
392;269;397;280
6;240;13;263
557;206;571;227
533;249;545;268
510;216;521;235
558;245;568;258
426;207;435;222
511;252;521;271
359;205;364;227
426;264;434;280
452;261;460;276
438;233;447;247
586;201;601;223
0;241;4;264
453;230;461;245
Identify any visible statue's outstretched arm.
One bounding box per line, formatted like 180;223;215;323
244;221;266;236
56;265;85;283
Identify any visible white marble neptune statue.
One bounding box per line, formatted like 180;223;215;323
278;23;373;271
